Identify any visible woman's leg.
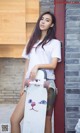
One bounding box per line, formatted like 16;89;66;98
45;85;57;133
45;116;52;133
10;93;26;133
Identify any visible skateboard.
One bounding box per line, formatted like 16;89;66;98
22;70;48;133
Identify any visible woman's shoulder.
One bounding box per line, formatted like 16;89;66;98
50;39;60;44
48;39;61;48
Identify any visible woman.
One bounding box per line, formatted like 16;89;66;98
10;11;61;133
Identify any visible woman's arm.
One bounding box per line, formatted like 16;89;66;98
38;57;58;70
30;57;58;80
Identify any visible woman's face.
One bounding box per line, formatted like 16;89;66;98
39;14;53;31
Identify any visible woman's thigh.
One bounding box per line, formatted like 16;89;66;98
46;80;57;116
11;92;26;123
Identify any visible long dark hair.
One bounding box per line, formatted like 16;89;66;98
26;11;56;54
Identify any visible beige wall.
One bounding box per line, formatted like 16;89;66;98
0;0;39;58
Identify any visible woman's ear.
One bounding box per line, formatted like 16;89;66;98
50;23;54;27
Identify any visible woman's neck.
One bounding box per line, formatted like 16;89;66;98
40;31;47;41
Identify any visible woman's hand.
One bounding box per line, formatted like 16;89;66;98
30;65;39;80
20;79;31;96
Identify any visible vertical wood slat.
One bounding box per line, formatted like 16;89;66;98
26;23;36;40
26;0;39;23
26;0;39;40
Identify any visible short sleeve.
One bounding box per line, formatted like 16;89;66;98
22;45;30;59
51;40;61;62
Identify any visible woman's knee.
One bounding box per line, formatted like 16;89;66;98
10;109;23;125
10;113;19;125
10;114;15;125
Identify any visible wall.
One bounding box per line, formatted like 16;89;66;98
40;0;54;14
65;2;80;133
0;58;25;103
0;0;39;58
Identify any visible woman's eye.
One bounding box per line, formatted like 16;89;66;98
46;19;50;22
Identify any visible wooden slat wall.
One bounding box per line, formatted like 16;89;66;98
0;0;39;58
0;0;26;44
26;0;39;40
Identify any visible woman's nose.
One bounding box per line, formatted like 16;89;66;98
41;20;45;24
